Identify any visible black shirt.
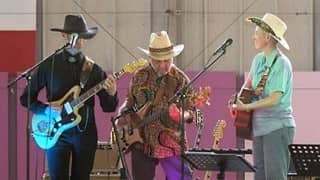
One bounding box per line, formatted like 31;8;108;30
20;50;118;127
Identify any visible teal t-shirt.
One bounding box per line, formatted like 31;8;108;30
249;49;296;137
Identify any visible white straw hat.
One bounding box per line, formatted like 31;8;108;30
138;31;184;60
246;13;290;50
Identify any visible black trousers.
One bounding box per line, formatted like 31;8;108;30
46;125;97;180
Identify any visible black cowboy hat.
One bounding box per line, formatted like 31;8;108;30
50;15;98;39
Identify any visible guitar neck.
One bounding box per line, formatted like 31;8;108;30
135;110;168;129
193;127;203;149
193;109;203;149
71;69;125;108
212;139;220;149
204;120;226;180
203;138;221;180
131;87;210;130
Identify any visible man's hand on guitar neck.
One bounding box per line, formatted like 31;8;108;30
103;75;117;96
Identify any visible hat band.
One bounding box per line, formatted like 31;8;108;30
249;18;278;37
149;50;174;57
149;45;173;53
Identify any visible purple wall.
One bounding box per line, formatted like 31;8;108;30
6;71;240;180
0;72;8;180
16;76;46;180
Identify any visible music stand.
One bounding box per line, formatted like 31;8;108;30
182;151;255;180
289;144;320;177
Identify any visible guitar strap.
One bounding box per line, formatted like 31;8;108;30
254;53;279;96
152;76;167;106
80;57;94;89
133;74;168;122
77;57;95;132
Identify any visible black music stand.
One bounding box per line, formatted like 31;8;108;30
289;144;320;177
182;151;255;180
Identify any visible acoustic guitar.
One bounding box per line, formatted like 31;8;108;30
231;57;276;140
231;87;254;140
204;119;227;180
31;59;147;150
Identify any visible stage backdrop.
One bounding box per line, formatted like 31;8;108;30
13;71;239;180
3;71;319;179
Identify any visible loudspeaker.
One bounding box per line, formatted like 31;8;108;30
93;141;119;171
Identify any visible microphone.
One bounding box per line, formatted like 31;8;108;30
66;33;80;57
212;38;233;56
69;33;79;48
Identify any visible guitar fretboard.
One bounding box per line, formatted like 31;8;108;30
135;110;169;128
193;109;203;149
70;69;125;108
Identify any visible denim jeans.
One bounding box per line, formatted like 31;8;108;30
253;127;295;180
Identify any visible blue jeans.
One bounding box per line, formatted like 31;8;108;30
46;126;97;180
131;149;192;180
253;127;295;180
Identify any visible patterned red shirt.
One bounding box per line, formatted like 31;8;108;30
124;63;194;158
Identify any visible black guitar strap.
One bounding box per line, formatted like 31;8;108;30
78;57;94;132
80;57;94;89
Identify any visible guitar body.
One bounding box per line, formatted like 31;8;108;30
233;88;254;140
31;86;82;150
117;124;143;153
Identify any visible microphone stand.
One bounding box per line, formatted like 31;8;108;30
168;49;227;180
7;43;69;180
110;116;132;180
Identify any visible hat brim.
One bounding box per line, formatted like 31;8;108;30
246;17;290;50
50;27;98;39
138;44;184;60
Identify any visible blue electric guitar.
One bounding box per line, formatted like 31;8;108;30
31;59;147;150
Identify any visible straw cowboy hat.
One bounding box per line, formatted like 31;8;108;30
138;31;184;61
246;13;290;50
51;15;98;39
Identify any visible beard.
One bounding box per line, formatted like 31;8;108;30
151;63;172;77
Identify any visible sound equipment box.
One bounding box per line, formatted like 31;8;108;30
42;141;120;179
93;141;120;171
42;169;120;180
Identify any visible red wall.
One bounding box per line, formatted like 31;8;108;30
0;31;36;73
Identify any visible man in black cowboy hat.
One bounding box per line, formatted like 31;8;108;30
20;15;119;180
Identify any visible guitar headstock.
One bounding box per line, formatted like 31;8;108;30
122;58;148;74
213;119;227;141
189;86;212;107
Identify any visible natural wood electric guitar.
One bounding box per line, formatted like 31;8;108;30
203;119;227;180
31;59;147;150
115;86;211;153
